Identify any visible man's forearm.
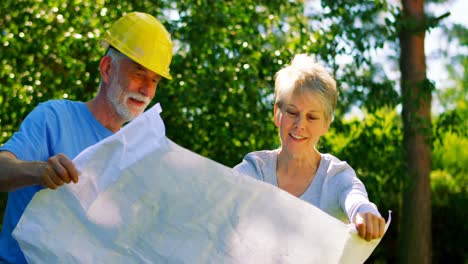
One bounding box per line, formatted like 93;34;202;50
0;152;43;191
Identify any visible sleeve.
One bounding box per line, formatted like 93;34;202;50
0;102;57;161
233;153;263;181
337;167;381;223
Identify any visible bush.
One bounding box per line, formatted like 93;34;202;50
431;170;468;263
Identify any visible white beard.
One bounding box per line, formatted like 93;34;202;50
107;76;150;122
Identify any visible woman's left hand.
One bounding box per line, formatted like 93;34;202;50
354;212;385;241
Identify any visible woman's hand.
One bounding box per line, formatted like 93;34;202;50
354;212;385;241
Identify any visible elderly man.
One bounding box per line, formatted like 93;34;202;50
0;12;173;263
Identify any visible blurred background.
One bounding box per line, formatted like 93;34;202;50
0;0;466;263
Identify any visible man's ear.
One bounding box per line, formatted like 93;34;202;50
273;103;281;128
99;56;112;84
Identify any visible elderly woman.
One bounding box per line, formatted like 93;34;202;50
234;54;385;241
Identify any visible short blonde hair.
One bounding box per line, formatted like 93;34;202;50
274;54;338;121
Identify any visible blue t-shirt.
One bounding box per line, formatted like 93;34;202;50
0;100;113;263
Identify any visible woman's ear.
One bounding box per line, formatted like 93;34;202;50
322;116;333;134
273;103;281;128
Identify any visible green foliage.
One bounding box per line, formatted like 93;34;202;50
433;129;468;179
0;1;174;144
322;110;405;262
431;86;467;264
159;1;306;165
429;18;468;263
319;0;400;115
432;21;468;185
0;0;401;166
430;31;467;258
0;0;467;262
324;109;405;207
431;169;467;262
1;1;103;143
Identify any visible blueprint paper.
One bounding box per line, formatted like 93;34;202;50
13;103;390;264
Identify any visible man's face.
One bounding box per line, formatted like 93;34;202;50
107;58;162;122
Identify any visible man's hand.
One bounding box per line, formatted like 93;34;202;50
39;153;79;189
354;212;385;241
0;151;79;191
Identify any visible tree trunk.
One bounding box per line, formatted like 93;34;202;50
398;0;432;263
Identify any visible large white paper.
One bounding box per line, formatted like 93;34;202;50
13;103;390;264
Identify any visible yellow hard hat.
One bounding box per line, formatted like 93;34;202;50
101;12;173;80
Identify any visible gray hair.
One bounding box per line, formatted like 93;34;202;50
274;54;338;122
106;47;127;70
98;47;127;90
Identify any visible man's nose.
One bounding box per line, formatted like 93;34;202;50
139;78;155;97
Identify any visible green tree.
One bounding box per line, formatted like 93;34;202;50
431;21;468;263
160;1;307;165
322;109;404;262
1;1;466;262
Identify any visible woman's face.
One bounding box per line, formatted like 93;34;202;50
274;91;331;156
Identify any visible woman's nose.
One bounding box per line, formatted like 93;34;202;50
294;116;305;129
